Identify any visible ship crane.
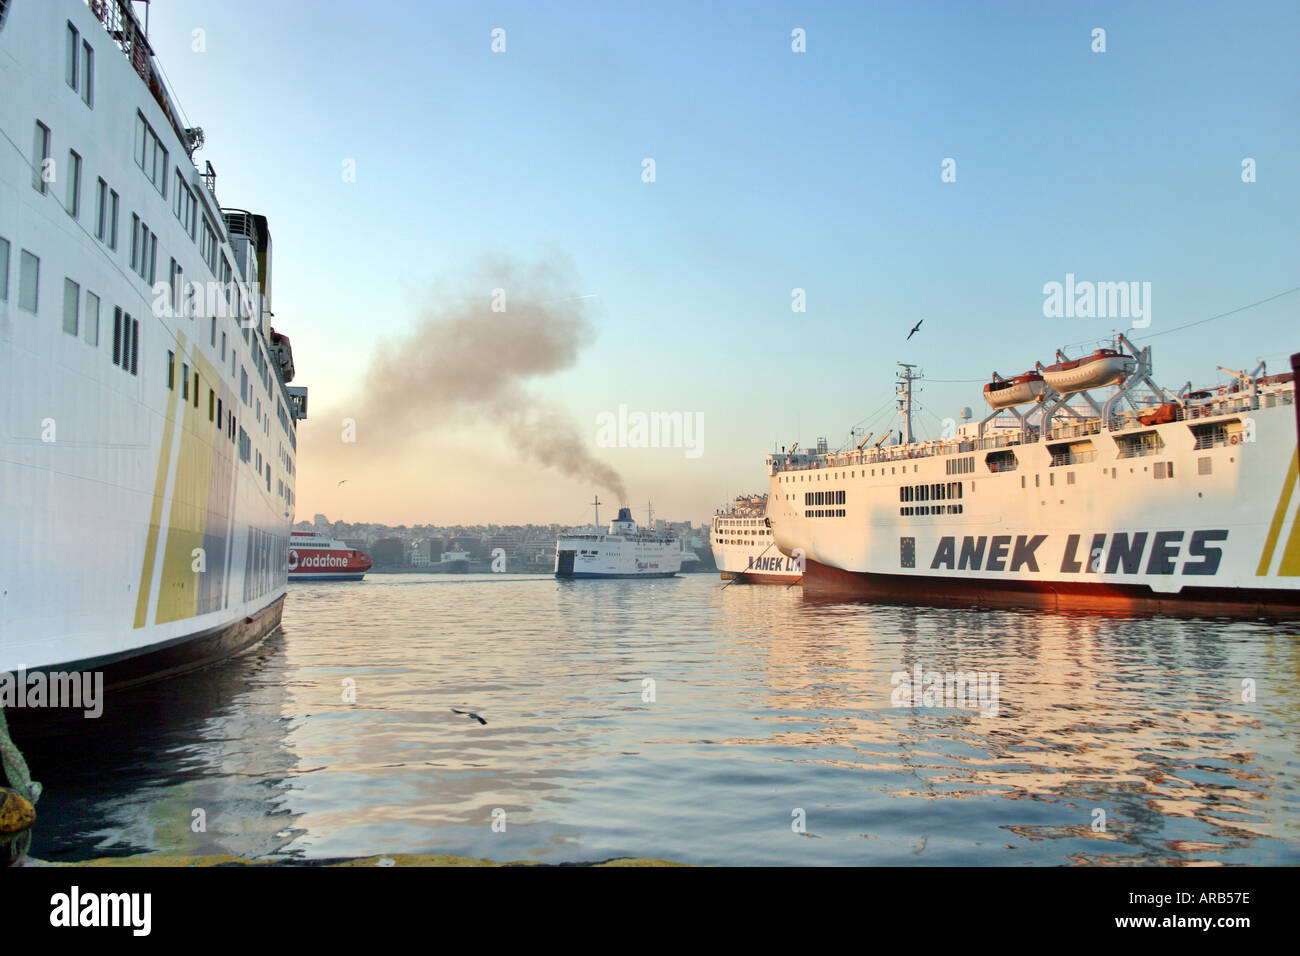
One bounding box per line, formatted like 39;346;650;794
1216;362;1267;405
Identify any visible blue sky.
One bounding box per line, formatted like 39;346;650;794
145;0;1299;524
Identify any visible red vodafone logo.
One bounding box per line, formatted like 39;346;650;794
289;549;352;571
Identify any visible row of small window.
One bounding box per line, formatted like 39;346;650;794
31;122;147;293
32;121;82;213
900;505;965;516
65;21;94;108
1022;472;1078;487
134;111;168;198
28;118;278;430
276;478;295;506
35;128;127;271
0;241;136;375
34;106;221;286
163;259;239;324
945;457;976;475
804;490;846;506
899;482;965;503
1016;463;1179;487
141;104;224;276
173;174;198;241
0;238;36;311
29;124;260;382
781;463;919;482
129;214;158;284
137;109;219;273
804;509;846;518
168;349;236;436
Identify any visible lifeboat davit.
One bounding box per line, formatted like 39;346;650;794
983;371;1045;409
1041;348;1136;394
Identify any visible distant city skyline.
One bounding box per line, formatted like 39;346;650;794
142;0;1300;524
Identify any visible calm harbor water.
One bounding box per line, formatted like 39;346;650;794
19;573;1300;865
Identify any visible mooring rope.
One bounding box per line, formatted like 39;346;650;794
720;539;782;590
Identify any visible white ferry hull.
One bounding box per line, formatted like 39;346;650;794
562;570;679;579
768;378;1300;616
711;535;802;584
711;494;801;584
554;506;682;578
555;538;681;578
1;0;298;686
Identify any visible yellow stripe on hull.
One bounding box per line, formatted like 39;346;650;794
135;333;187;628
156;346;227;624
1258;451;1299;576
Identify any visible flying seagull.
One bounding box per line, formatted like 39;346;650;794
906;319;923;340
451;708;487;725
337;479;348;486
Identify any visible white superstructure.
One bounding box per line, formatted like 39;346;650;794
765;336;1300;616
711;494;801;583
555;505;681;578
1;0;304;683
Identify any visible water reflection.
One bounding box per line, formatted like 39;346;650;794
20;632;304;861
726;595;1300;863
15;574;1300;865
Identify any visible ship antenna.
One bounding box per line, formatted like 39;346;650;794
896;363;921;444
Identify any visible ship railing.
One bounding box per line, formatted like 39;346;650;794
1115;443;1162;459
767;385;1294;475
1049;450;1098;467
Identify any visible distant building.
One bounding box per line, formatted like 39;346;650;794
485;532;521;566
371;537;407;567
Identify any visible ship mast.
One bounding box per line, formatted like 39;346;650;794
592;495;601;529
897;363;921;444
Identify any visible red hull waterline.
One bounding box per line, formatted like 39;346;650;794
800;559;1300;619
734;571;803;585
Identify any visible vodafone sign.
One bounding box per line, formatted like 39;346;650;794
289;549;353;571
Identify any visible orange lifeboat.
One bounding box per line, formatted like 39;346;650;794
983;371;1045;409
1138;402;1178;426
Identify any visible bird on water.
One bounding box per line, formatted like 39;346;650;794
451;708;487;725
